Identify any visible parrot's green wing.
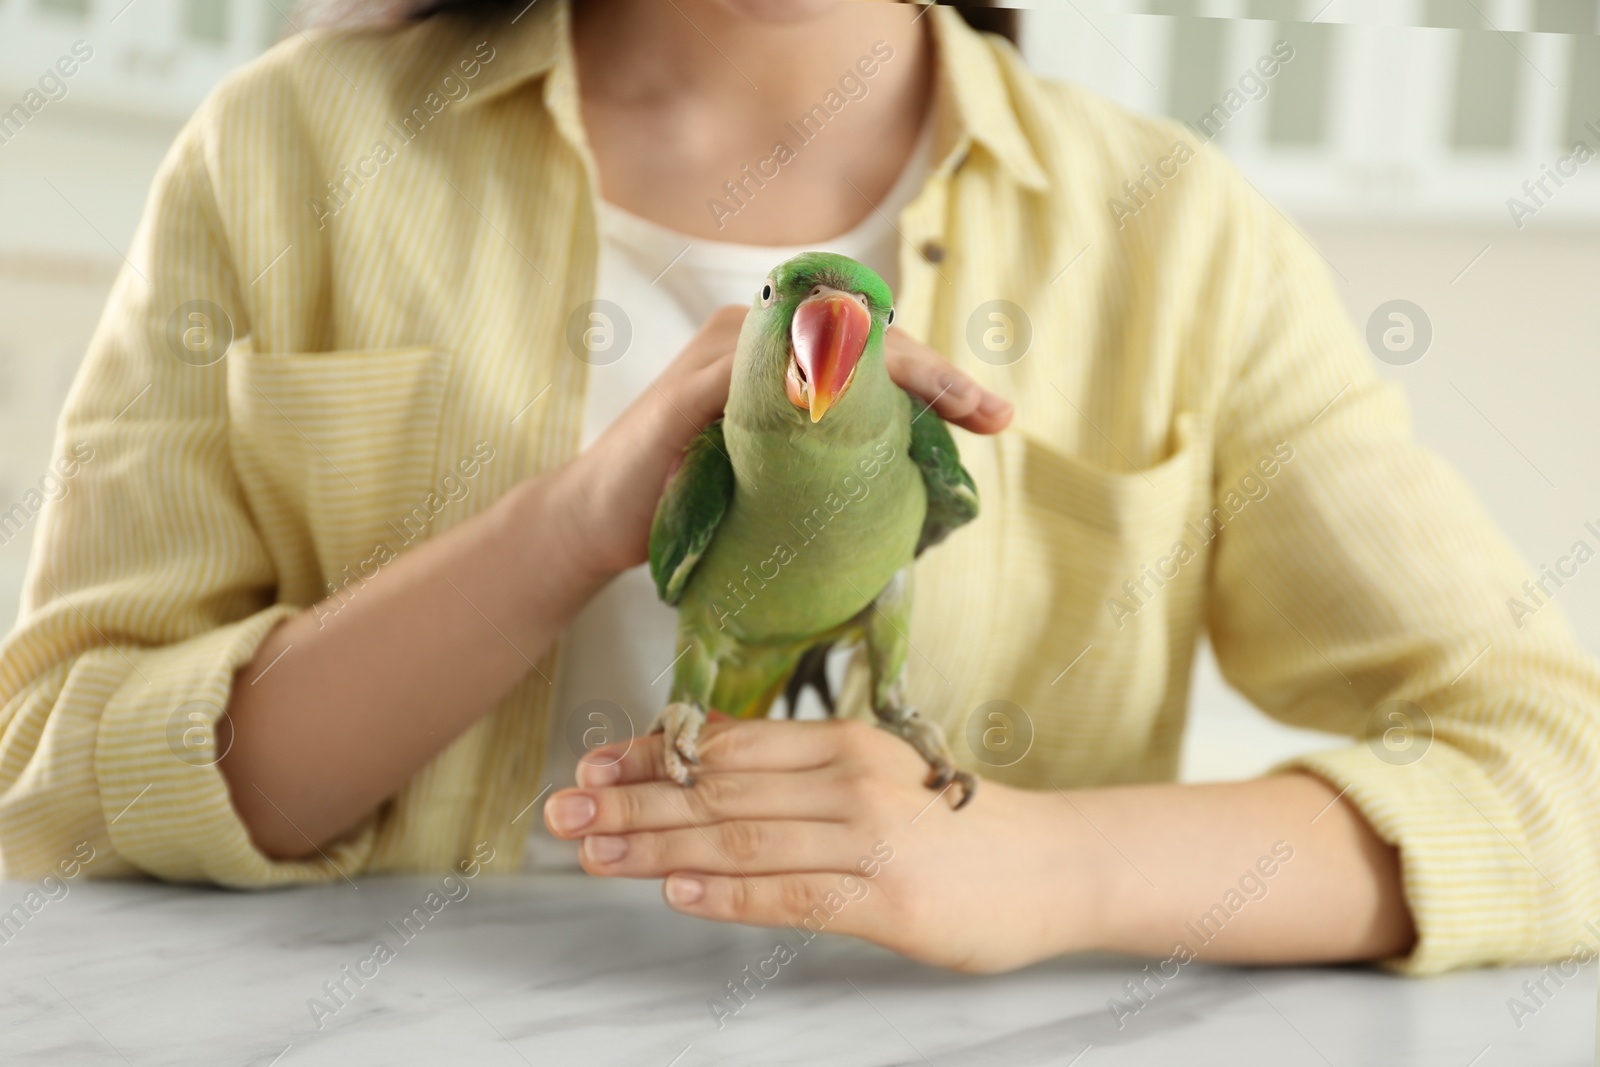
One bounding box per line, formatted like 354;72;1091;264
648;421;735;605
905;391;979;555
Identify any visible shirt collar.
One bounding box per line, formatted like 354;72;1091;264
923;4;1048;190
458;0;1048;192
456;0;567;112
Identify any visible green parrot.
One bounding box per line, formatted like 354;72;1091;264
646;251;982;807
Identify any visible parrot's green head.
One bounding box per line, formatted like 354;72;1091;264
738;251;895;428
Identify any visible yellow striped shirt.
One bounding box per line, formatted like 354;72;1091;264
1;0;1596;976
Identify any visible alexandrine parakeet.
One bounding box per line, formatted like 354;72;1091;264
646;252;982;807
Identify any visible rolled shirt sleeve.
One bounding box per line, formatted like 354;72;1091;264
1206;180;1600;975
0;102;375;886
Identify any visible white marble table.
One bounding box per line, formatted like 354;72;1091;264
2;874;1593;1066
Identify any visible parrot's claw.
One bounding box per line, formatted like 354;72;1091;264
872;706;979;811
650;702;706;787
924;762;978;809
948;770;978;810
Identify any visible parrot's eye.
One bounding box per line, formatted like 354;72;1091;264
759;282;775;307
887;307;895;327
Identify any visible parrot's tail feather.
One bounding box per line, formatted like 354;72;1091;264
783;642;836;718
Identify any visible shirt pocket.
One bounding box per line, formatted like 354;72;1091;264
987;412;1212;783
227;340;454;607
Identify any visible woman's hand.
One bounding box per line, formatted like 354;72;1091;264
543;718;1418;974
882;327;1014;433
549;306;1015;584
543;717;1087;974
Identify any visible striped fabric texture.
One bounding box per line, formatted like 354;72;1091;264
0;0;1596;976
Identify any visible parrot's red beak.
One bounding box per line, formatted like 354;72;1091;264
787;289;871;423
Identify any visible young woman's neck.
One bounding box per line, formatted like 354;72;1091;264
571;0;935;244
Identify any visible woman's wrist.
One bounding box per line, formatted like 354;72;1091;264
1050;788;1137;957
1026;784;1121;960
495;469;617;625
953;781;1119;970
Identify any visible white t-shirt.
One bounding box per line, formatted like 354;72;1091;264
523;124;933;870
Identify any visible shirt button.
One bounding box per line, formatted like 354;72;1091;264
920;241;947;264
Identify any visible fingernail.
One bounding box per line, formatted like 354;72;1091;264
584;835;628;863
666;876;704;907
577;757;619;788
549;794;596;833
978;392;1012;417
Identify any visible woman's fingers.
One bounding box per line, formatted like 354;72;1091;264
560;306;1007;578
579;818;870;879
884;328;1013;435
577;717;873;788
556;306;747;577
656;309;1012;437
662;869;888;937
545;768;859;838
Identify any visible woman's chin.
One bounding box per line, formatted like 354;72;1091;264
707;0;848;24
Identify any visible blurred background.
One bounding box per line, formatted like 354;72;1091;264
1;0;1596;780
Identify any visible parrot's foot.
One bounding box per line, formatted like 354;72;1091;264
874;708;978;810
650;702;706;787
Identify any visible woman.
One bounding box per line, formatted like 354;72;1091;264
0;0;1595;977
